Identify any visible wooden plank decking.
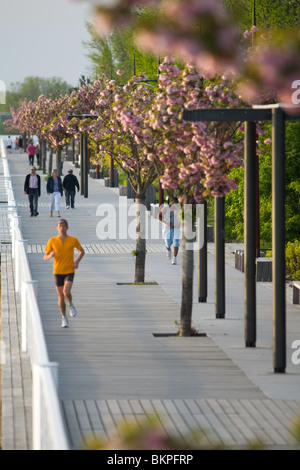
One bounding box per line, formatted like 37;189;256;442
2;152;300;450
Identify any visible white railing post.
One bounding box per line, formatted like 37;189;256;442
15;239;28;293
1;138;69;450
32;364;42;450
49;362;59;390
11;215;21;260
21;280;38;353
32;363;64;450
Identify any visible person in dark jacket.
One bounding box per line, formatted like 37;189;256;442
46;169;63;217
24;166;41;217
62;169;80;209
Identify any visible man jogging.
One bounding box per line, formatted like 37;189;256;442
44;219;85;328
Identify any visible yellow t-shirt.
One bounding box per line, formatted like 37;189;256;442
45;235;83;274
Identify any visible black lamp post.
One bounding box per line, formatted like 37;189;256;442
184;104;300;373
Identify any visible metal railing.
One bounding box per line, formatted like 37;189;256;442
0;139;69;450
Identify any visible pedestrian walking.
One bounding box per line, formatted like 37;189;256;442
47;169;63;217
43;219;85;328
24;166;41;217
6;136;12;154
27;140;36;165
63;169;80;209
18;136;23;153
158;197;181;265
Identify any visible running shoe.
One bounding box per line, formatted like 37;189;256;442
69;303;77;317
61;317;69;328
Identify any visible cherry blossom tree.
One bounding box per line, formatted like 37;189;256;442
147;57;244;336
7;99;37;145
68;73;159;284
40;93;73;174
81;0;300;107
9;94;73;173
65;58;244;334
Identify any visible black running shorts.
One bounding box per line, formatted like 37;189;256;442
54;273;75;287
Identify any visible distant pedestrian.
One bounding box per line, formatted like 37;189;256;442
27;141;36;165
63;169;80;209
6;136;12;153
158;197;181;265
47;169;63;217
18;136;23;153
24;166;41;217
43;218;85;328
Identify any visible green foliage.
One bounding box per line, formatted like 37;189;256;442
0;76;73;135
84;22;159;84
224;167;244;241
223;0;300;31
264;240;300;279
4;76;72;109
286;240;300;280
225;121;300;245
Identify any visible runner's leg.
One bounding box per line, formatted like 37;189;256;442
56;285;66;317
63;280;73;306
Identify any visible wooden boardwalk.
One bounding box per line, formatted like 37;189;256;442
2;151;300;450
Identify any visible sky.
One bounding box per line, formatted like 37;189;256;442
0;0;93;90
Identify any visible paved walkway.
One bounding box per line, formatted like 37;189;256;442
2;150;300;450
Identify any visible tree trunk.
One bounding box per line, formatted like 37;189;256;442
110;156;114;187
56;149;62;176
134;194;147;284
179;203;195;336
48;148;53;175
42;140;47;173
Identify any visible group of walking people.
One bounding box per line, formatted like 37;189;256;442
6;135;23;153
24;167;80;217
22;162;180;329
6;136;40;159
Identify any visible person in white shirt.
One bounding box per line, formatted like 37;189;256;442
6;136;12;153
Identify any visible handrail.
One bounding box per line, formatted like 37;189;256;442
0;139;69;450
